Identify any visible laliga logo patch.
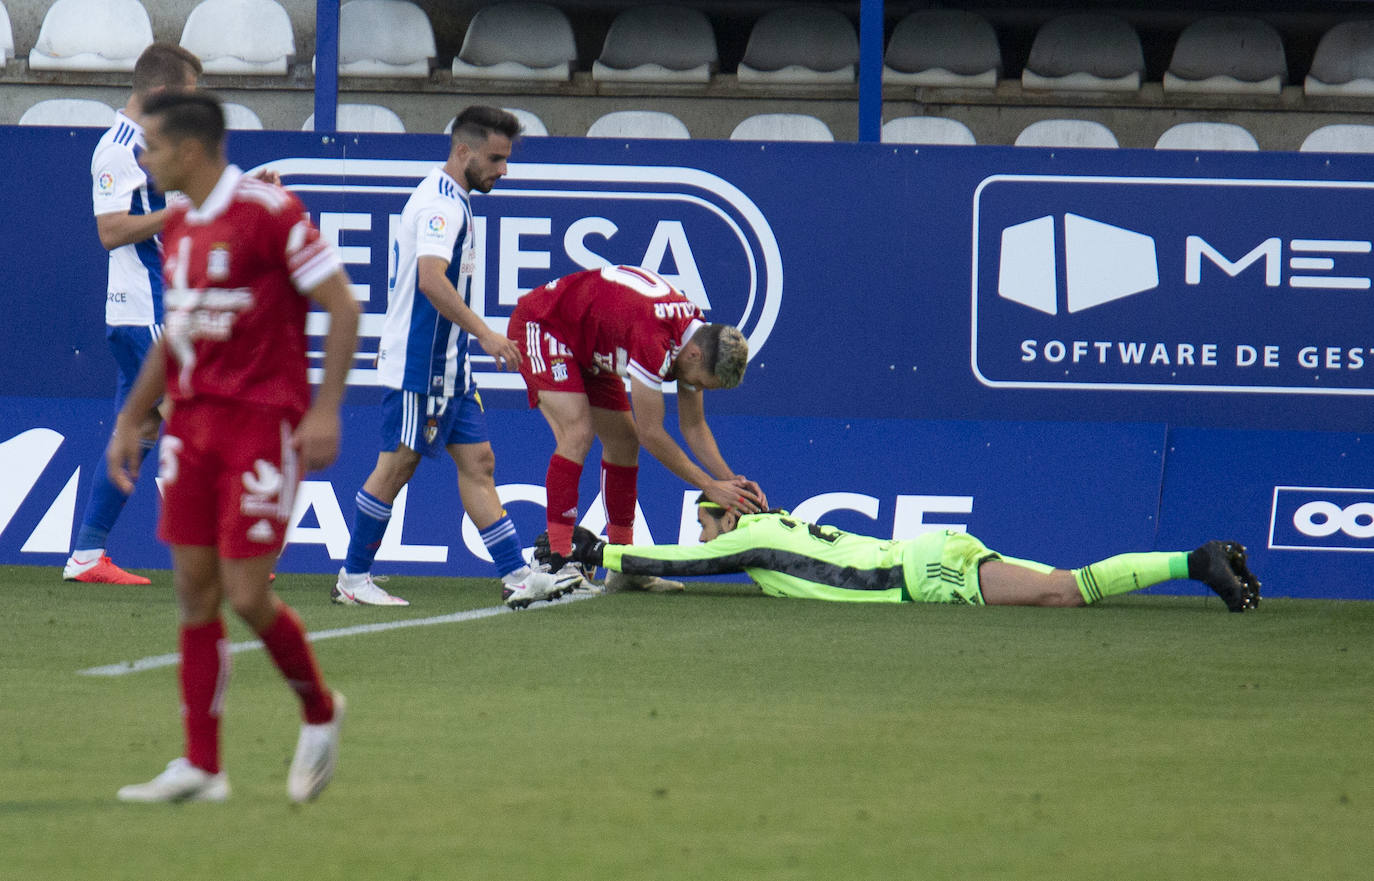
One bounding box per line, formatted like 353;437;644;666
426;214;447;236
97;172;115;194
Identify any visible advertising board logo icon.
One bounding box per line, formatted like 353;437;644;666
1268;486;1374;552
998;213;1159;315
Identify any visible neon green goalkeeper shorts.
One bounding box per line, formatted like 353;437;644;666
903;530;1001;605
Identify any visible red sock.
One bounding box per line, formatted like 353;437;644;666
546;454;583;555
258;606;334;725
601;462;638;545
180;618;229;775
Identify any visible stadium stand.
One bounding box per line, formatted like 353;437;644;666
444;107;548;136
180;0;294;76
17;96;114;126
1021;14;1144;92
1154;122;1260;150
730;113;834;142
0;2;13;65
223;101;264;129
1163;16;1288;95
450;1;576;82
328;0;435;78
880;116;977;145
303;103;405;132
1300;124;1374;153
883;9;1000;89
1305;20;1374;96
737;6;858;85
1014;119;1119;148
585;110;690;139
592;5;717;84
29;0;153;72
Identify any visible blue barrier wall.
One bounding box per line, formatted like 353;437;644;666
2;127;1371;598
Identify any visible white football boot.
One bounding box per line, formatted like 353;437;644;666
117;757;230;803
501;566;564;609
331;568;409;606
288;691;346;803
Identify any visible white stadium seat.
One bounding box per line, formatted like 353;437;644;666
593;5;717;84
330;0;435;78
444;107;548;137
29;0;152;72
18;98;115;127
1014;119;1119;149
1022;14;1144;92
884;10;1000;89
1164;16;1287;95
223;102;264;130
730;114;834;142
1154;122;1259;151
0;1;14;65
881;116;976;145
737;7;858;85
451;2;576;82
1306;21;1374;97
586;111;690;139
1300;124;1374;153
181;0;294;75
303;104;405;133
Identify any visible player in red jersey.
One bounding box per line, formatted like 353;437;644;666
506;264;766;593
106;91;357;804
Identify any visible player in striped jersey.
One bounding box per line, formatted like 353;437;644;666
334;106;568;609
64;44;202;586
554;499;1262;612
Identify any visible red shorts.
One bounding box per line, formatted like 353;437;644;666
507;312;630;411
157;399;300;558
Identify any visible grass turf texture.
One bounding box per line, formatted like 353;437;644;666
3;565;1371;881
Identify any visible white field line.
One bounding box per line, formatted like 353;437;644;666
77;593;595;677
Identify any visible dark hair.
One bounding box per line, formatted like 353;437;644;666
694;493;729;520
450;105;522;148
132;43;202;96
141;90;225;151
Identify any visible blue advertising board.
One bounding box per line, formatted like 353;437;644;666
1;126;1371;598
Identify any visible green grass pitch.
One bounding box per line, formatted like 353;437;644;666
3;565;1371;880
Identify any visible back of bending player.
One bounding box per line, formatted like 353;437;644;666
560;499;1261;612
507;265;766;593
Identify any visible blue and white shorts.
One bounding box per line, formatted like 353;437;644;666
381;386;489;458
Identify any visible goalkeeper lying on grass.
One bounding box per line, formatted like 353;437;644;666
541;496;1261;612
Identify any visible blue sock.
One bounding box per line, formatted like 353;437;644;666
73;439;155;552
343;490;391;574
480;514;526;578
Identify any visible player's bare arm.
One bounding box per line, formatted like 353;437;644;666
95;209;168;251
676;386;768;509
107;339;168;494
416;255;521;370
630;377;762;513
295;270;360;471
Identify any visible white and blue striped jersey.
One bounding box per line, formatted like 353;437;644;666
91;110;164;327
375;167;476;397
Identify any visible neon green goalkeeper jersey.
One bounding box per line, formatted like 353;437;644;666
601;512;987;603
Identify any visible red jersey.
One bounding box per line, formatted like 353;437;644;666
517;265;706;390
160;166;342;419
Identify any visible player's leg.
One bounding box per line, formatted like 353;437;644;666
335;390;425;606
117;544;231;803
980;547;1253;609
536;389;595;556
221;552;344;802
67;326;158;585
977;559;1085;607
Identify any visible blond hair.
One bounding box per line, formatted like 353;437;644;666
690;324;749;389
